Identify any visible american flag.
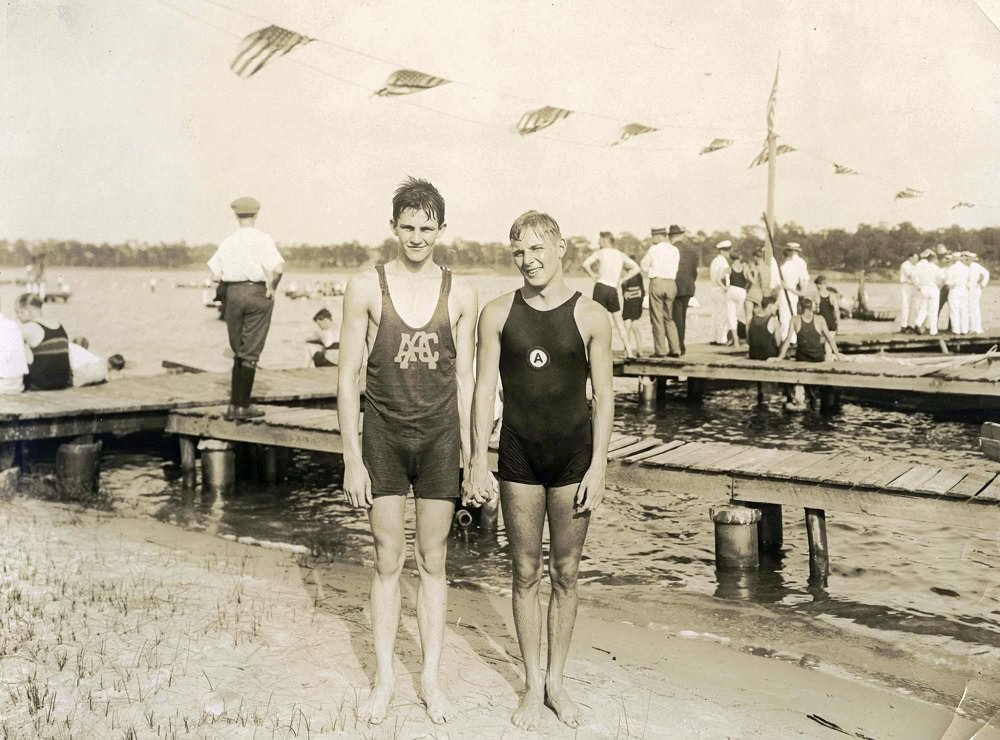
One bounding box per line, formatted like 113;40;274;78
833;163;858;175
951;201;975;209
516;106;572;136
375;69;449;96
231;25;313;79
699;138;733;155
749;141;795;168
766;58;779;138
611;123;658;146
894;188;923;200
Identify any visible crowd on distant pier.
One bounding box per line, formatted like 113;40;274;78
898;244;990;336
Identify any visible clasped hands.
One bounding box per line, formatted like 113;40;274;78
462;465;498;508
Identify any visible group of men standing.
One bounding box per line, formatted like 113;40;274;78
899;244;990;336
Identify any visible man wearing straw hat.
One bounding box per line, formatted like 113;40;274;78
778;242;809;342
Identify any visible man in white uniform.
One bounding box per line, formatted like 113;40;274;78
966;252;990;334
913;249;945;335
778;242;809;342
0;299;29;395
582;232;641;357
898;251;919;333
709;240;732;345
208;196;285;420
945;252;970;335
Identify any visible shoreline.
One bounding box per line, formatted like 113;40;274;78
1;495;997;739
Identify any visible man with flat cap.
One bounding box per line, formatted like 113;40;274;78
208;196;284;420
640;226;682;356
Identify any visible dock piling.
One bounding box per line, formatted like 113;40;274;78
711;505;761;569
56;440;102;501
805;508;830;585
200;440;235;494
179;437;197;488
260;446;290;484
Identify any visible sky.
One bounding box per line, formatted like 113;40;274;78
2;0;999;247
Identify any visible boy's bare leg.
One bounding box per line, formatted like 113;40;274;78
612;312;634;357
414;497;458;723
500;481;547;731
543;483;592;728
361;495;406;724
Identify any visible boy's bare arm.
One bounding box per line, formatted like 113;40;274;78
337;272;376;506
464;297;506;505
452;278;479;467
577;300;613;512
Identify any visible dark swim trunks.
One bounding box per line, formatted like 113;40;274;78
498;424;592;488
592;283;621;313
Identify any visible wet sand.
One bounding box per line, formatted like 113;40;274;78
0;496;996;739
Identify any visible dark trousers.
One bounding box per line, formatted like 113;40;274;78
673;295;692;354
223;283;274;364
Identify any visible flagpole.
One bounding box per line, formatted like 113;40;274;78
764;53;779;282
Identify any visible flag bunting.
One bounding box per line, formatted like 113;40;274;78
516;106;572;135
375;69;450;96
833;163;858;175
231;25;313;79
951;201;975;209
611;123;658;146
749;141;795;168
699;138;734;155
894;188;923;200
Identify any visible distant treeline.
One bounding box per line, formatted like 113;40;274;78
3;222;998;276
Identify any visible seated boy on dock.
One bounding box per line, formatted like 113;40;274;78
306;308;339;367
772;298;841;410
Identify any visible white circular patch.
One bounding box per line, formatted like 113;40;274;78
528;347;550;369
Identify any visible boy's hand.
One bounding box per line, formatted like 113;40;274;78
343;459;372;508
462;465;497;508
575;464;606;513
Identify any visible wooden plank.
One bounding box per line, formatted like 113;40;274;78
885;465;942;492
731;477;1000;531
621;440;686;464
947;471;998;498
699;445;767;473
607;438;664;460
974;475;1000;502
165;414;344;454
732;447;792;476
778;452;840;482
855;460;915;489
915;468;971;496
818;456;888;487
643;442;718;468
761;450;828;479
816;455;878;485
686;443;753;471
267;409;335;428
979;438;1000;462
607;435;639;453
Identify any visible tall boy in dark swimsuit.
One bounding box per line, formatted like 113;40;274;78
338;178;479;726
464;211;614;731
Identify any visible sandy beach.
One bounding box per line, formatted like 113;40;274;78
0;495;996;740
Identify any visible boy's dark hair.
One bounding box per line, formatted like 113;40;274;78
107;354;126;371
313;308;332;322
392;177;445;226
814;275;827;285
16;293;43;309
761;296;777;309
800;298;814;310
599;231;614;242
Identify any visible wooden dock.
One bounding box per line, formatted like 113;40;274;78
617;348;1000;403
0;367;337;442
834;331;1000;355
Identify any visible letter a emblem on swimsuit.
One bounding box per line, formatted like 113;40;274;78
395;331;440;369
527;346;549;369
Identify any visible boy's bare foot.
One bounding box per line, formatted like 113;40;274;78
359;680;393;725
419;679;456;724
544;683;583;728
511;686;544;731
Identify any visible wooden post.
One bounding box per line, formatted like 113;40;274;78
655;377;669;403
179;437;197;489
639;376;656;405
0;442;15;470
687;377;705;403
754;502;783;553
711;505;761;570
201;440;235;494
260;446;290;484
56;440;102;501
805;508;830;585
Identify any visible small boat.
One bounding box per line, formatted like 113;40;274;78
848;271;895;322
981;422;1000;461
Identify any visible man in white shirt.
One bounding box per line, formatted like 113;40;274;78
208;196;285;420
69;337;109;387
582;232;641;358
709;240;732;345
776;242;809;342
945;253;971;335
640;226;682;356
966;252;990;334
898;251;919;333
913;250;945;335
0;299;28;395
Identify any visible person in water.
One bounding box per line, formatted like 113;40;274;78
773;297;841;410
